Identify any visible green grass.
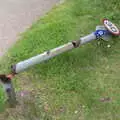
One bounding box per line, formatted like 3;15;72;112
0;0;120;119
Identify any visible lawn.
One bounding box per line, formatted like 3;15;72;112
0;0;120;119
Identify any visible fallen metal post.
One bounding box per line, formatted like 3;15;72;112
11;19;120;74
12;33;96;73
0;19;119;106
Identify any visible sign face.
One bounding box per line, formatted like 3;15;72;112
103;19;120;36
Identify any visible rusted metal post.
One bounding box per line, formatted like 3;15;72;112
0;74;17;107
12;33;96;74
12;19;119;74
0;19;119;106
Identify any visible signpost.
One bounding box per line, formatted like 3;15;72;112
0;19;119;106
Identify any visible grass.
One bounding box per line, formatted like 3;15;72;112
0;0;120;119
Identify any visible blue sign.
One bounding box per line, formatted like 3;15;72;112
94;30;110;39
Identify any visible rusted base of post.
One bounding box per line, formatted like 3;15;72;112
6;82;17;107
0;74;17;107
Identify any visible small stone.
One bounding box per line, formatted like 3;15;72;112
74;110;78;114
44;103;49;112
100;97;111;102
107;44;111;48
21;92;24;97
82;105;85;108
59;106;65;113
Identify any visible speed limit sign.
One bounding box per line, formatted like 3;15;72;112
103;19;120;36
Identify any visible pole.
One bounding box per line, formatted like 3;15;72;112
12;33;96;74
0;19;119;106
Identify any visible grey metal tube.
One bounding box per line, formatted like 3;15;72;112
80;33;96;44
14;42;74;73
12;33;96;73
